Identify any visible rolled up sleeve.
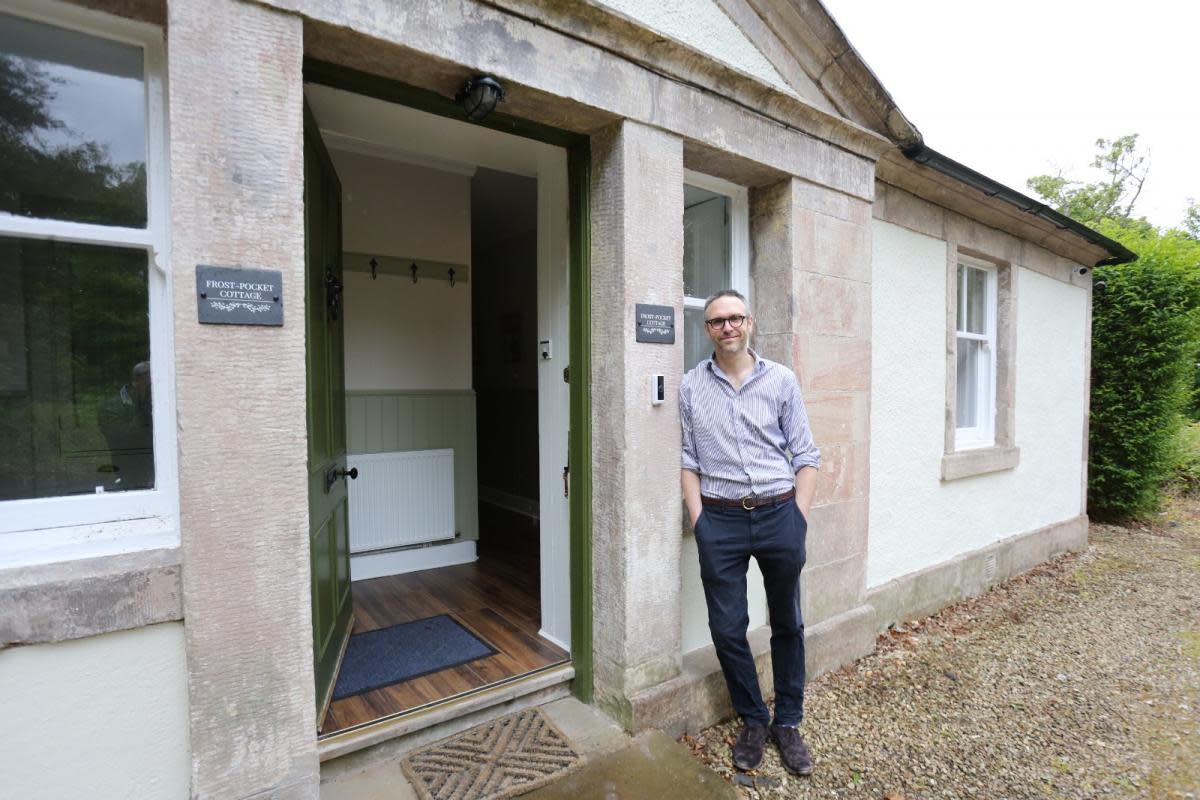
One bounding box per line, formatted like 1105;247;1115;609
680;378;700;472
782;374;820;471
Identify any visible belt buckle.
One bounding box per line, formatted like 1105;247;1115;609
741;496;755;510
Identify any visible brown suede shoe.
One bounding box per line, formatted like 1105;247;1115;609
770;723;813;776
732;722;769;770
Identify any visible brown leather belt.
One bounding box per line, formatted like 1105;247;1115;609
701;489;795;510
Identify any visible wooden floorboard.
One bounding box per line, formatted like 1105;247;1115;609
320;517;569;736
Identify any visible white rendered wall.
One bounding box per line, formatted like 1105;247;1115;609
594;0;791;94
0;623;189;799
868;220;1087;588
333;152;472;392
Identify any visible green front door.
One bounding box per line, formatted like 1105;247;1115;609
305;104;353;726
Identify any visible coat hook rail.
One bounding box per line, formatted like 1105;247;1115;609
341;252;470;285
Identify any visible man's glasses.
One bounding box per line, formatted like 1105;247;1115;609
704;314;748;331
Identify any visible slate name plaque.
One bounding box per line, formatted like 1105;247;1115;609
635;303;675;344
197;266;283;326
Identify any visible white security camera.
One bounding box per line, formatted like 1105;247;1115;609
1074;266;1090;277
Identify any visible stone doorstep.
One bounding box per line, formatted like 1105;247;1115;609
318;664;575;765
625;604;878;737
320;698;734;800
320;696;630;800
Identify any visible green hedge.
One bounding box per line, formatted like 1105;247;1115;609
1088;225;1200;519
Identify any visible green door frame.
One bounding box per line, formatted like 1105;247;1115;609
303;60;594;702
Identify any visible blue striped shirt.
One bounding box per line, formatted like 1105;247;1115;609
679;350;820;500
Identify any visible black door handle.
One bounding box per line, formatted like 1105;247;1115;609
325;266;343;321
324;466;358;492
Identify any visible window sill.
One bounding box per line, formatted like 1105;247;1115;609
0;545;182;648
941;445;1020;481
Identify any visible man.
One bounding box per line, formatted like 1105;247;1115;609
679;289;819;776
98;360;154;490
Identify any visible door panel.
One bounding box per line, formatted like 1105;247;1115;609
305;102;353;726
536;148;572;648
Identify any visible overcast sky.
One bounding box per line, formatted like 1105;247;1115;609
819;0;1198;230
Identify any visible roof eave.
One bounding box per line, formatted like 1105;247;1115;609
900;144;1136;267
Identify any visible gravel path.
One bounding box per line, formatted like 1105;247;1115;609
683;496;1200;799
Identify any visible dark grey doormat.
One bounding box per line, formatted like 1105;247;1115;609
401;707;583;800
331;614;496;701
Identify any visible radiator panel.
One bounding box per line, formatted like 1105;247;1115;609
346;449;455;552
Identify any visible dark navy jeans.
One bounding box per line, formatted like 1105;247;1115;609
694;497;807;727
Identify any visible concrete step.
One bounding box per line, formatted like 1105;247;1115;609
319;697;733;800
521;729;737;800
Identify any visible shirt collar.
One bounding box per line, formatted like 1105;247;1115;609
704;348;766;384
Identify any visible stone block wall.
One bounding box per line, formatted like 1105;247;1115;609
750;177;874;630
589;120;687;727
168;0;318;796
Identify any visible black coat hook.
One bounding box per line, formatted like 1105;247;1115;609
369;257;378;280
448;267;456;287
410;262;418;283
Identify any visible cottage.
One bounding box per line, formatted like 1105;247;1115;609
0;0;1131;796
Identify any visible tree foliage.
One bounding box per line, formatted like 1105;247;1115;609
1087;223;1200;517
1026;135;1148;228
1185;199;1200;241
1028;136;1200;519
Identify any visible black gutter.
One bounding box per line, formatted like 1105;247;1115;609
901;143;1137;267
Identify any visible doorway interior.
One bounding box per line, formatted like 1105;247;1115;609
305;82;574;739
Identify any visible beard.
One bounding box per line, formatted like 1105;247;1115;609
715;333;748;355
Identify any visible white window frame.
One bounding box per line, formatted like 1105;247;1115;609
682;170;750;361
0;0;176;558
954;255;997;450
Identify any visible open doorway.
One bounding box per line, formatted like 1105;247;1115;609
305;84;573;739
471;168;541;602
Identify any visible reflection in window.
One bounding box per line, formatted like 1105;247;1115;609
683;185;731;371
0;12;147;227
0;237;153;500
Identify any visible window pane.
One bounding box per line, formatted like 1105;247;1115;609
0;237;154;501
684;307;709;372
0;12;147;226
956;337;984;429
963;265;988;334
683;185;730;299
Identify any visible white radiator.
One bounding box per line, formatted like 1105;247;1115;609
346;449;455;553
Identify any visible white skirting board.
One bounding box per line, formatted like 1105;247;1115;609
350;540;477;582
537;628;570;653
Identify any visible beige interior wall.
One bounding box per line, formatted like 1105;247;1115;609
332;151;473;392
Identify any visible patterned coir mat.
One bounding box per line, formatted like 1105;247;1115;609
401;707;582;800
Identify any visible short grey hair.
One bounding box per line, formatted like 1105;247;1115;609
703;289;750;315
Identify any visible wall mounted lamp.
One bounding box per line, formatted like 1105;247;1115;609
456;75;505;122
